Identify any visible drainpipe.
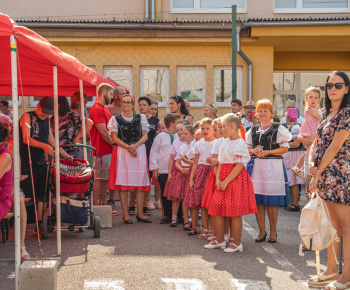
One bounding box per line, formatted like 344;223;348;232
151;0;155;22
145;0;149;22
236;26;253;101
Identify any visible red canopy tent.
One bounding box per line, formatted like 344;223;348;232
0;13;121;289
0;14;114;96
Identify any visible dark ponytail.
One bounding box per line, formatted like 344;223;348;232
0;123;9;143
324;71;350;117
170;95;190;117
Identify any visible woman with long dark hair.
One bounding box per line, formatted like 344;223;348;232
169;96;193;124
307;71;350;289
50;96;82;157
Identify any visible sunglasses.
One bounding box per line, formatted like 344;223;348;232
325;82;345;90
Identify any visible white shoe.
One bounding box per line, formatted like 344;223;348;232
147;200;155;210
204;240;226;249
224;242;243;253
154;200;162;210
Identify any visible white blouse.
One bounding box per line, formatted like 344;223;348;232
218;138;251;166
245;124;292;149
170;139;186;155
193;139;216;165
176;142;195;167
284;123;301;139
107;113;150;133
211;137;225;155
186;147;195;160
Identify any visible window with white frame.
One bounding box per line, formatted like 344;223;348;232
172;0;247;13
140;66;169;107
104;66;132;96
0;96;22;108
274;0;350;13
177;67;206;107
213;66;243;107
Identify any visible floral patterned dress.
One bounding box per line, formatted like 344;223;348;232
312;106;350;205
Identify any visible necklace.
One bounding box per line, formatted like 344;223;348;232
260;120;272;130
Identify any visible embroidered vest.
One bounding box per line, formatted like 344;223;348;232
115;114;142;145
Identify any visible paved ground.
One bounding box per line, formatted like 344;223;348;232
1;188;330;289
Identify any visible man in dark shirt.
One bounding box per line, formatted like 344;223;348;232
19;97;71;233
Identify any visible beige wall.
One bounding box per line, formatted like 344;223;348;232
3;0;350;22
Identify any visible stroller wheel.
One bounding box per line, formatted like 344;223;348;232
94;216;100;238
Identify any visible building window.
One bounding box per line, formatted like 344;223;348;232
274;0;349;13
0;96;21;108
171;0;247;13
213;66;243;107
140;66;169;107
177;67;206;108
104;66;132;96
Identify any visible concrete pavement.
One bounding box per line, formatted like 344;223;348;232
0;190;329;289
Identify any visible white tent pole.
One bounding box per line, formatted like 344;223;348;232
53;65;61;256
79;79;87;160
11;35;21;290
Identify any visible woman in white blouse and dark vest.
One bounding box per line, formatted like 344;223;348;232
108;95;151;224
246;99;292;243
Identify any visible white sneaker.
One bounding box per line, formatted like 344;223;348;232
147;200;155;210
154;200;162;209
224;243;243;253
204;240;226;249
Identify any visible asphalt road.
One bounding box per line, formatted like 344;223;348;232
1;187;330;290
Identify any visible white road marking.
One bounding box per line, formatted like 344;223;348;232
243;220;305;281
84;279;125;290
161;278;206;290
231;278;270;290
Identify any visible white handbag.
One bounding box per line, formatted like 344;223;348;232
298;192;338;251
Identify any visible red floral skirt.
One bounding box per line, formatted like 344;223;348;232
167;166;190;202
208;164;257;217
184;164;211;208
151;176;160;187
201;170;216;209
163;163;177;198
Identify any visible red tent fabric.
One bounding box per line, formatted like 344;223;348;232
0;14;114;97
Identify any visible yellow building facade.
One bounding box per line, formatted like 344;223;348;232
2;0;350;119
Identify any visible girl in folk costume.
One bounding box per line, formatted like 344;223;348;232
201;118;224;241
151;120;165;210
182;129;203;231
108;95;151;224
163;120;189;202
168;125;195;228
205;113;257;252
246;99;292;243
188;118;216;237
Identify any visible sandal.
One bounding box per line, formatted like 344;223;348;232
206;230;213;241
143;207;151;216
170;220;178;227
188;229;198;236
198;229;209;239
128;206;136;215
292;166;304;179
308;272;339;287
285;204;300;212
21;247;30;263
322;280;350;290
183;222;192;231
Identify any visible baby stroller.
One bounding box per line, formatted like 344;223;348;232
42;144;100;239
